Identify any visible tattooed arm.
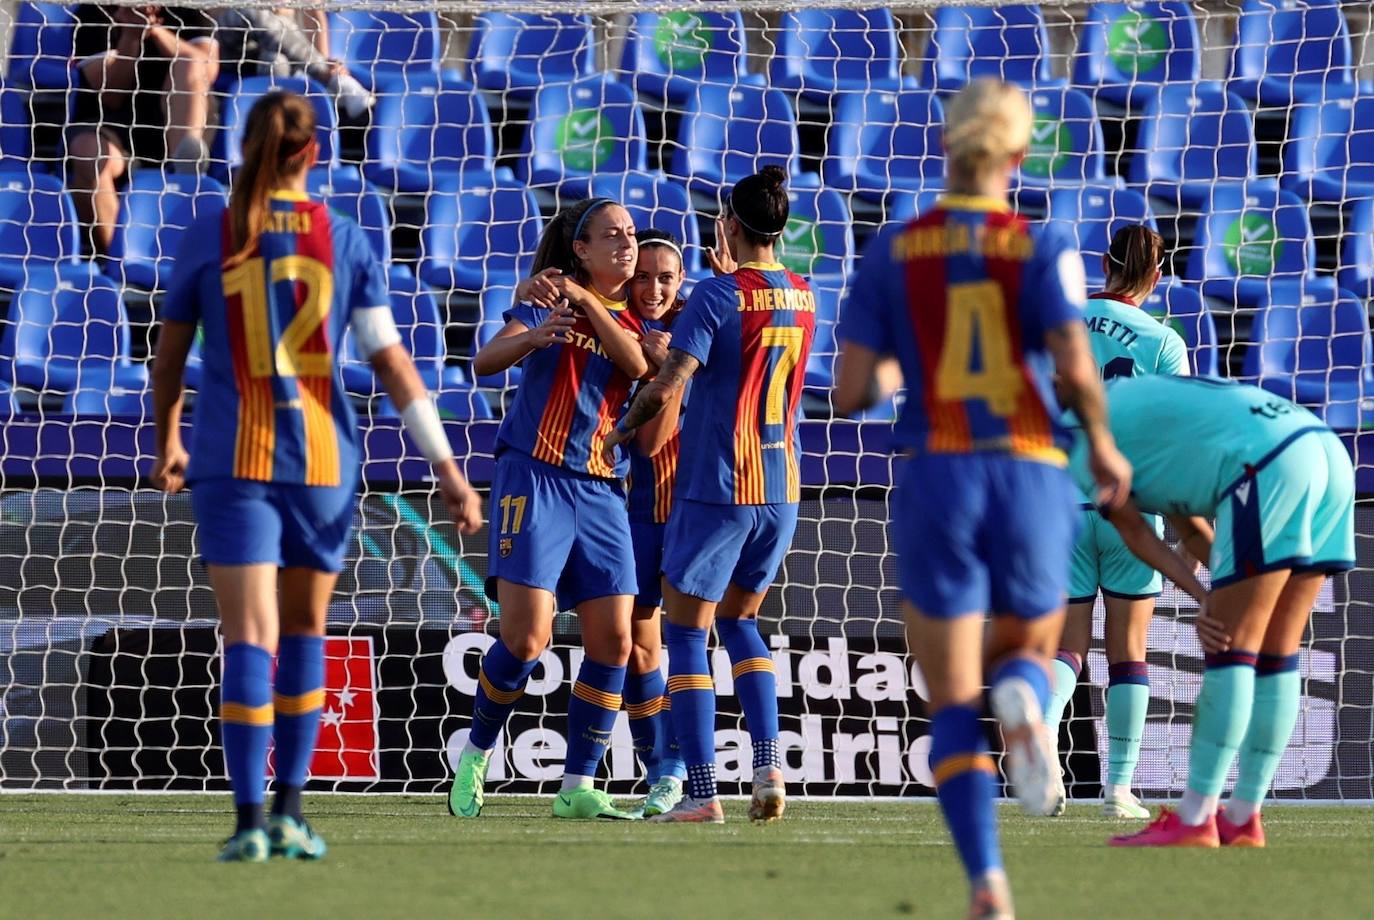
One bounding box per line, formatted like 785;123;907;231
602;348;701;463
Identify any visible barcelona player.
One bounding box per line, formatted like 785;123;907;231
832;79;1130;919
149;91;482;862
449;197;665;821
1062;377;1355;848
605;166;815;825
1044;225;1190;820
622;230;690;817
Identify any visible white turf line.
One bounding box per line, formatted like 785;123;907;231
4;790;1373;807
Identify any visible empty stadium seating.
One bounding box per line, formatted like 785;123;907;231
670;84;807;197
1073;2;1202;111
1184;183;1317;308
364;72;496;193
327;9;443;90
520;76;648;198
110;172;227;290
418;176;544;294
1283;91;1374;205
306;166;392;263
825;90;945;203
7;3;75;91
619;11;762;106
921;5;1056;94
0;171;80;287
469;12;594;99
214;76;339;181
771;8;911;102
1130;83;1258;211
1230;0;1355;107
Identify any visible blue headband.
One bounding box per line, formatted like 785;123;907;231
572;197;615;244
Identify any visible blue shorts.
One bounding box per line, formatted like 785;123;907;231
190;476;358;573
891;453;1077;619
662;499;798;603
630;520;666;609
1211;429;1356;587
486;450;637;610
1069;505;1163;603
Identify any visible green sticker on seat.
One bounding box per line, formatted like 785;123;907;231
778;216;822;274
1223;213;1281;275
1107;11;1168;75
556;109;614;171
1022;115;1069;177
655;12;710;73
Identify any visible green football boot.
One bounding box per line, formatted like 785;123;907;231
217;828;270;863
552;787;638;821
268;815;328;860
447;749;490;818
639;776;684;818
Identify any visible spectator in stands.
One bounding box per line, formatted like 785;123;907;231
67;4;219;254
215;8;374;119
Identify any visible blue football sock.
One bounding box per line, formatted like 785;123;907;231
658;694;686;781
988;653;1052;714
565;659;626;779
1105;661;1150;789
715;617;780;770
665;622;716;800
271;634;325;822
1046;651;1082;736
624;668;667;783
1232;654;1301;810
930;705;1001;881
1185;650;1258;815
221;642;273;833
469;639;540;752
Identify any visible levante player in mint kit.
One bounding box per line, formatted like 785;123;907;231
605;166;815;825
832;79;1130;919
150;91;482;862
1062;376;1355;849
450;197;663;821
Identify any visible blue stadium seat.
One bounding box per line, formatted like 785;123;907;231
327;9;442;89
770;8;910;102
825;90;944;203
469;12;594;99
1242;279;1371;430
521;77;648;198
1283;92;1374;206
619;12;763;105
1338;197;1373;300
670;84;804;197
214;76;338;182
1229;0;1354;107
0;171;80;287
804;275;844;389
0;81;32;169
365;72;495;193
7;3;76;90
1184;183;1316;308
779;186;853;278
1045;186;1155;288
1072;2;1201;110
1015;87;1109;206
305;166;391;263
1;267;146;396
110;172;226;291
472;283;522;391
418;176;544;294
588;173;703;276
1130;83;1256;211
888;188;947;222
1139;279;1220;375
921;5;1056;95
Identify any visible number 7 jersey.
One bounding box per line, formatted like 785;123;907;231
671;261;815;505
163;192;389;487
838;195;1086;463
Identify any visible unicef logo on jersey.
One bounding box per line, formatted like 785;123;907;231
1106;11;1168;75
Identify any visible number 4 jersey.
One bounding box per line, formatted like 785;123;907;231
838;195;1086;463
671;262;815;505
163;193;388;487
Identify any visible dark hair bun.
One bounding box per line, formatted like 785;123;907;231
758;165;788;189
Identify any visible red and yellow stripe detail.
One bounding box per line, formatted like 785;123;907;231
625;696;666;719
572;681;623;711
273;688;326;716
478;670;524;705
652;434;679;524
731;657;775;679
667;674;715;693
221;701;274;726
931;752;997;787
532;345;580;467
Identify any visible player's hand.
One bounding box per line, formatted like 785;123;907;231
601;426;629;467
1088;439;1132;511
642;329;672;369
436;463;483;535
551;274;594;312
516;267;564;310
151;442;190;494
525;303;576;349
706;217;736;276
1194;598;1230;654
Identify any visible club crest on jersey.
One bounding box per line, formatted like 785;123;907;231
499;537;514;558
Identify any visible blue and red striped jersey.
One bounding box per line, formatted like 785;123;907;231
163;192;388;486
837;195;1086;463
672;263;815;505
626;427;679;524
496;294;648;479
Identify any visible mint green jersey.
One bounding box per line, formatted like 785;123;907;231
1068;377;1329;518
1083;293;1189;381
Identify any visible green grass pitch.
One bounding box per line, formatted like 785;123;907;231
1;795;1369;919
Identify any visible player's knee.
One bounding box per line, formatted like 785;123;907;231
629;640;660;676
584;629;633;668
500;632;548;662
168;54;211;93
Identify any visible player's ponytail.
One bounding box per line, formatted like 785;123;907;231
225;91;317;269
1104;224;1165;299
531;197;615;282
942;79;1032;191
727;165;790;247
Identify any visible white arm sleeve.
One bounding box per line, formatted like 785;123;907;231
351;305;402;360
401;398;454;463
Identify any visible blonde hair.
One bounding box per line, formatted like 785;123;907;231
942;79;1033;187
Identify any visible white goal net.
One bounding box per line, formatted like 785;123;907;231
0;0;1371;801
